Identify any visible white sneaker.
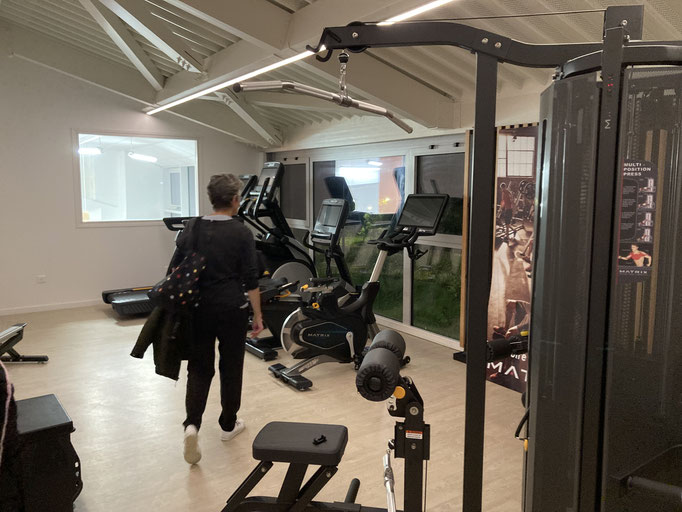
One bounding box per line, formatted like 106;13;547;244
221;419;245;441
183;425;201;464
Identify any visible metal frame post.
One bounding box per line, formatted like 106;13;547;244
579;25;626;510
462;52;499;512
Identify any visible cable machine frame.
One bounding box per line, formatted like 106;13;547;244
305;5;682;511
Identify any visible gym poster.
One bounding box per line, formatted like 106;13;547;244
485;125;537;394
617;160;656;282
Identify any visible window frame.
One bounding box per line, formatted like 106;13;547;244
71;129;200;228
271;133;469;349
496;131;536;178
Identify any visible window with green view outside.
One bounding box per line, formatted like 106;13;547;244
412;244;462;338
413;152;465;338
312;156;405;321
416;153;465;236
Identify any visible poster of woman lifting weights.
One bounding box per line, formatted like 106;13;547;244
485;124;538;393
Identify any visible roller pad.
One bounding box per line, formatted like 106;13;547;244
356;347;401;402
369;330;406;360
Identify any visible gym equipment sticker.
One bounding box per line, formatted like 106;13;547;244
617;160;655;282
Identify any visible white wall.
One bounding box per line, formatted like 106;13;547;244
0;54;264;315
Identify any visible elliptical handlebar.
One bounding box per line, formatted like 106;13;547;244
252;176;274;233
162;216;196;231
301;230;326;254
237;175;258;218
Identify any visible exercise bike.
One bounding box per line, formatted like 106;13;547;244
222;329;429;512
249;197;356;361
269;193;449;390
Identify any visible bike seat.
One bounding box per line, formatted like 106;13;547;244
253;421;348;466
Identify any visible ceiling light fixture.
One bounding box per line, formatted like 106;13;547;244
368;160;383;166
78;147;102;156
128;151;158;163
146;48;324;116
144;0;454;115
378;0;456;25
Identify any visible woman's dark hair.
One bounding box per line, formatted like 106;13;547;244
207;173;242;209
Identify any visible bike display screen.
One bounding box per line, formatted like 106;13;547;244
396;195;448;229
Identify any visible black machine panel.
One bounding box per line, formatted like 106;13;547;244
525;71;601;512
311;199;349;243
251;161;284;203
527;66;682;512
396;194;448;231
600;66;682;512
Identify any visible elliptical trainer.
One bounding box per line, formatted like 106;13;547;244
239;161;316;286
269;193;449;390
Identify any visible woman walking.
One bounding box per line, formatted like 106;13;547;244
177;173;263;464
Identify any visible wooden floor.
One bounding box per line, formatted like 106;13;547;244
2;306;525;511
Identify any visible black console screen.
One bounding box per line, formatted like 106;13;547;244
320;204;342;227
397;195;447;229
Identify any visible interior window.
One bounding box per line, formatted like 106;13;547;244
77;134;198;222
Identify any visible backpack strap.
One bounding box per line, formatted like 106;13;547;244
187;217;202;252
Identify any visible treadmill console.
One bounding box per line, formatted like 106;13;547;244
311;198;349;248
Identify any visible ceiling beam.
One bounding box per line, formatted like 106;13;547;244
98;0;205;72
168;100;272;146
284;0;419;49
162;0;290;51
215;91;283;146
0;20;271;147
78;0;165;91
149;0;457;128
156;39;275;104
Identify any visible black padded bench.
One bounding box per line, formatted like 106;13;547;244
0;323;48;363
16;394;82;511
223;421;352;512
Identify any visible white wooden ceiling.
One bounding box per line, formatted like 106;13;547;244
2;0;682;148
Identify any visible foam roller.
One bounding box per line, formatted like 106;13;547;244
370;330;406;360
356;347;401;402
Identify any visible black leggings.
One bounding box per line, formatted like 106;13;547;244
183;305;249;432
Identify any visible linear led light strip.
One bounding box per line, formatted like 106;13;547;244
147;0;455;116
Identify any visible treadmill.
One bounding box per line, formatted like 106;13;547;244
101;217;195;316
103;175;257;316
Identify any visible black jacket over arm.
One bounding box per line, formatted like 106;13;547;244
131;217;259;380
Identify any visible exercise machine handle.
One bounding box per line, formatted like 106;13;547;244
383;450;397;512
627;476;682;505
